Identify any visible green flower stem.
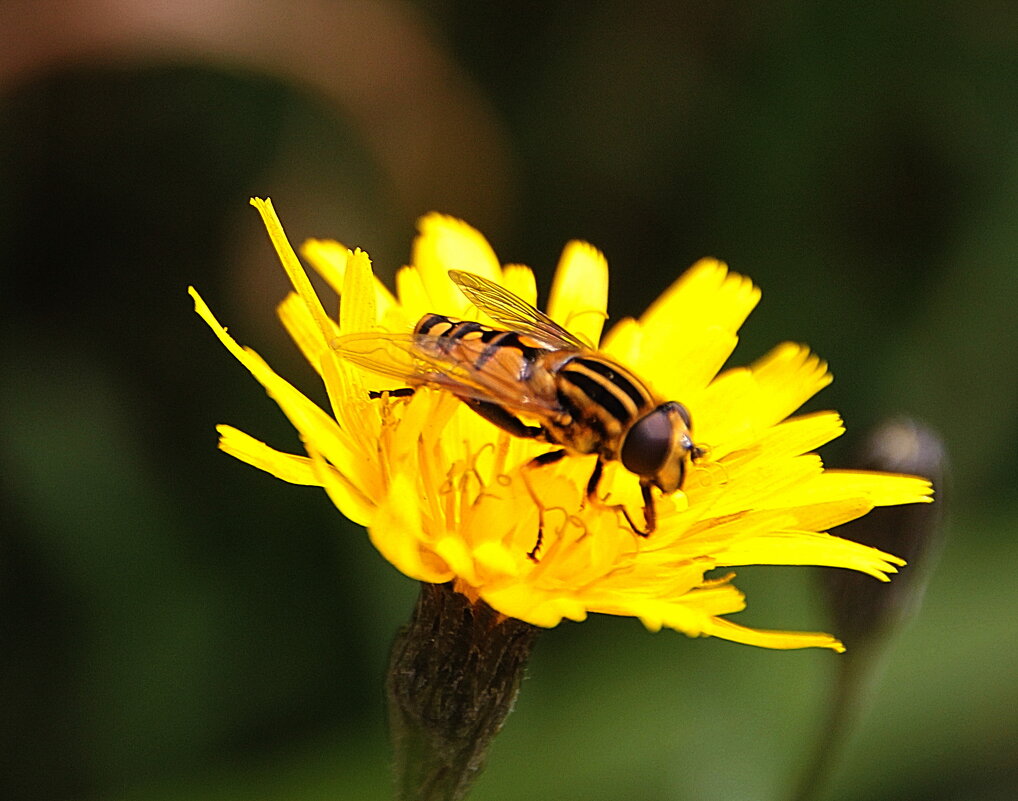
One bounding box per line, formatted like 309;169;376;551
386;582;539;801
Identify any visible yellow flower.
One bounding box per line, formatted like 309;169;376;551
190;198;932;652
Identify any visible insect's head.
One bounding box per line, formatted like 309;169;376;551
620;401;702;494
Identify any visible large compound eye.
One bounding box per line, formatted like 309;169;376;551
620;407;674;478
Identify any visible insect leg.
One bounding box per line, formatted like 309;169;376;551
528;448;567;468
586;460;655;537
368;388;416;399
462;399;546;440
613;488;655;537
639;482;656;535
585;457;605;499
522;449;567;561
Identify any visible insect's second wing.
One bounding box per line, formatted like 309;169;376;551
448;270;589;350
330;332;432;384
330;331;562;414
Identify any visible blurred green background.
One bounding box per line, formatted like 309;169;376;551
2;2;1016;800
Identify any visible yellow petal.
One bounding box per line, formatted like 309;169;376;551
642;258;760;337
501;264;538;307
760;469;933;511
822;469;934;505
435;536;478;585
749;342;832;427
547;240;609;347
626;581;745;634
636;259;761;396
302;238;400;326
693;359;838;456
702;617;845;652
277;292;330;374
412;213;501;316
216;425;319;485
472;541;522;580
481;584;589;627
191;287;369;497
300;238;349;294
716;529;905;579
339;248;378;335
370;473;454;584
308;445;376;527
249;198;333;344
394;264;432;321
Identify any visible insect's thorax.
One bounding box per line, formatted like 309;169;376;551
547;353;658;456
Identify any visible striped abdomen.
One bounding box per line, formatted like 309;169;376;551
414;313;550;379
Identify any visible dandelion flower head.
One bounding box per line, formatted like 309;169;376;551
190;199;932;652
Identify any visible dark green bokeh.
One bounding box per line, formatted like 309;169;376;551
2;3;1016;800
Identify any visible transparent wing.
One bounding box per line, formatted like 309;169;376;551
449;270;588;350
330;331;563;414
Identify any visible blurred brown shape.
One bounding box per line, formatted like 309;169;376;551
1;0;515;231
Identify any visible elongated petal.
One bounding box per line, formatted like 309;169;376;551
216;425;319;485
301;238;398;323
547;240;609;346
701;618;845;652
635;259;761;397
250;198;333;344
412;213;502;316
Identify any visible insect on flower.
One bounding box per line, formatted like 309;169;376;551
331;269;705;556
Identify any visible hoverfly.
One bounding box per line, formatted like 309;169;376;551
331;270;703;555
